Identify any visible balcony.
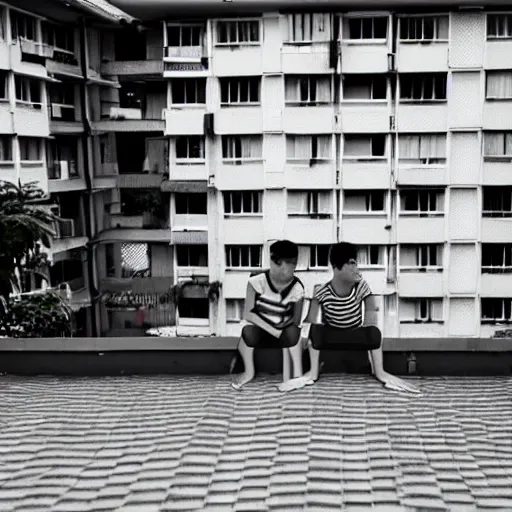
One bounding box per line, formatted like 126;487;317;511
52;218;87;253
484;40;512;70
341;215;391;244
397;162;448;186
398;269;444;296
13;103;50;137
341;161;390;189
397;215;445;243
0;41;9;70
172;214;208;232
223;216;264;244
216;161;264;190
214;107;262;134
10;39;53;79
213;46;263;76
165;108;205;136
49;104;82;134
0;102;13;132
100;277;174;294
481;273;512;298
340;102;390;133
176;266;209;280
397;103;448;132
101;60;163;76
481;217;512;243
340;42;389;73
48;161;85;193
281;42;332;75
167;160;208;182
282;106;335;133
285;215;335;244
284;162;335;189
483;101;512;131
163;46;208;77
396;42;448;72
94;102;165;132
482;158;512;185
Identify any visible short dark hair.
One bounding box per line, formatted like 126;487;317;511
270;240;298;263
329;242;357;269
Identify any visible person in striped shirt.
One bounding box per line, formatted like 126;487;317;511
231;240;305;390
280;242;419;393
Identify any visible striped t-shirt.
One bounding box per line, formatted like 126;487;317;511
314;279;372;329
248;271;305;329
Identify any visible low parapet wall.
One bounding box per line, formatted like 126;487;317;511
0;337;510;376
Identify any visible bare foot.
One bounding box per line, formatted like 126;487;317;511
231;371;255;390
303;370;319;383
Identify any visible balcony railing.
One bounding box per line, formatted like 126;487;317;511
47;160;78;180
18;37;54;58
164;46;203;60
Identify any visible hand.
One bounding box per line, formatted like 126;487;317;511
374;371;420;394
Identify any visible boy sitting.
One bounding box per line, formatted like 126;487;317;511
231;240;305;389
280;242;420;394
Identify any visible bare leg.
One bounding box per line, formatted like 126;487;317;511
282;348;291;382
288;343;303;378
304;345;321;381
232;337;255;389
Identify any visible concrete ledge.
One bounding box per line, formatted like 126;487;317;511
0;336;511;352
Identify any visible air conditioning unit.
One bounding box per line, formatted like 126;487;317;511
59;219;75;238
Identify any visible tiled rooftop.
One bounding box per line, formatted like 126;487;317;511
0;374;511;511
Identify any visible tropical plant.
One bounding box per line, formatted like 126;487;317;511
0;180;73;338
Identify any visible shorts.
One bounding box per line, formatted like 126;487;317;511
241;324;301;348
309;324;382;351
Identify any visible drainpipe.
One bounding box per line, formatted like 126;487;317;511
78;16;99;337
332;14;341;242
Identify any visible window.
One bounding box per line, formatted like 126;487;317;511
399;16;449;41
343;135;386;159
286;135;332;161
481;298;512;323
400;298;444;323
225;245;262;268
487;14;512;39
343;75;387;100
226;299;245;322
175;136;205;161
0;71;7;100
285;76;332;104
398;134;446;164
223;191;262;215
220;77;260;104
0;8;5;41
175;193;207;215
358;246;384;267
399;73;447;101
49;83;74;106
286;13;330;42
216;20;260;44
222;136;262;162
345;17;388;40
287;191;332;216
0;136;12;161
10;11;36;41
99;134;115;165
178;298;209;319
14;76;42;105
19;138;42;161
486;71;512;99
309;245;330;268
343;191;386;212
400;190;443;213
121;243;150;278
167;25;202;47
43;23;75;53
482;244;512;273
176;245;208;267
171;78;206;104
400;244;443;268
483;187;512;216
484;131;512;159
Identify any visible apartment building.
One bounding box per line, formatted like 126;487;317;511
0;0;135;336
4;1;512;339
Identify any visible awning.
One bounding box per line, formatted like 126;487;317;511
160;180;208;193
171;231;208;245
50;69;84;80
15;70;61;83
